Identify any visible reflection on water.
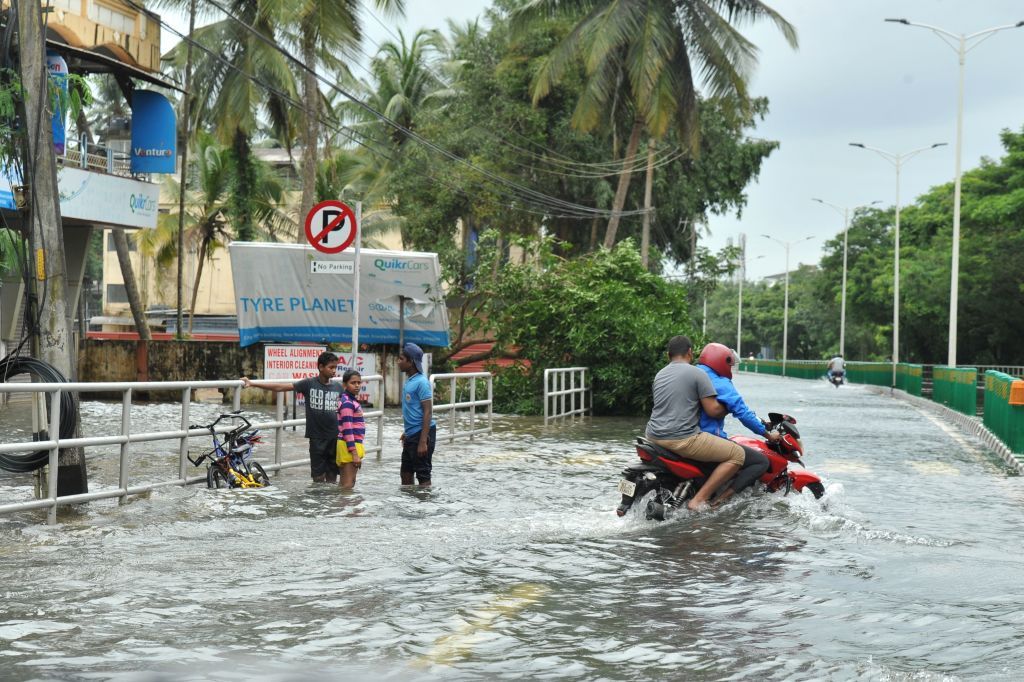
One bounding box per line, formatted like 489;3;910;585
1;375;1023;680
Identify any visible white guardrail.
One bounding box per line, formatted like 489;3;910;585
428;372;494;443
0;376;384;525
544;367;590;424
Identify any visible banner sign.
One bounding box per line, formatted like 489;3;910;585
263;345;379;405
57;167;159;228
46;51;68;154
229;243;450;349
130;90;177;174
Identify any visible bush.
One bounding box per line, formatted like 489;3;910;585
480;239;698;416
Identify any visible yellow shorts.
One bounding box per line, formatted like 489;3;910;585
336;441;365;465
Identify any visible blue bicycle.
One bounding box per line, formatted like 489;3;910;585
188;412;270;489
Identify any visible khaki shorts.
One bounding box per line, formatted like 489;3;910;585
651;432;744;467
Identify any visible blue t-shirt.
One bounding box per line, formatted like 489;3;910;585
402;372;435;437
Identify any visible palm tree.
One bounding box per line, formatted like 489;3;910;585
261;0;405;239
137;134;291;332
515;0;797;249
162;0;297;241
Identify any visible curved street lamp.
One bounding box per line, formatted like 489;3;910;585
885;18;1024;366
849;142;945;389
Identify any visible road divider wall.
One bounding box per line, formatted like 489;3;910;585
984;371;1024;454
932;366;977;416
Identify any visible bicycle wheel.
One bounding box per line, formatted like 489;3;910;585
207;466;229;489
250;461;271;487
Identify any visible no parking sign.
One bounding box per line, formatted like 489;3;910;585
304;200;357;254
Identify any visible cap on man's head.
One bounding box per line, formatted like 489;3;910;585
402;342;424;375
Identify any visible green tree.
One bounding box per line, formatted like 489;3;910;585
515;0;797;248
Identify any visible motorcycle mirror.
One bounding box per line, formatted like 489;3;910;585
767;412;796;425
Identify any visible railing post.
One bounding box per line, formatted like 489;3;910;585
543;369;550;424
274;391;283;471
179;388;190;482
469;376;476;441
488;374;493;433
119;388;132;503
232;383;241;411
449;376;456;443
47;389;61;525
376;377;384;459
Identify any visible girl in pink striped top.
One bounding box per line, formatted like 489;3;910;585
336;370;366;489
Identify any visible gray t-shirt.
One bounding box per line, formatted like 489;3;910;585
294;376;342;440
645;361;717;440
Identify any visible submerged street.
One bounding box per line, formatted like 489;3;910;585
1;373;1022;681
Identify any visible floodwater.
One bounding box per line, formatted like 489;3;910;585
1;374;1022;681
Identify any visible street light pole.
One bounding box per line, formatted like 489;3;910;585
736;233;745;355
762;235;813;376
849;143;945;389
812;198;884;357
885;17;1024;367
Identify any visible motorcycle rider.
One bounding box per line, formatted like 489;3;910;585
645;335;742;512
697;343;778;506
827;354;846;384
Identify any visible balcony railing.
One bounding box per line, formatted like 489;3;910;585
59;135;134;178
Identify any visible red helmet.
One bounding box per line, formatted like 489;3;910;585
698;343;738;379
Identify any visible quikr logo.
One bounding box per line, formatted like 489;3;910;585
374;258;429;272
129;194;156;214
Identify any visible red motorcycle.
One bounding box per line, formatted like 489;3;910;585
615;412;825;521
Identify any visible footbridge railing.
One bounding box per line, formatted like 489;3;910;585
0;376;384;525
544;367;591;424
429;372;494;442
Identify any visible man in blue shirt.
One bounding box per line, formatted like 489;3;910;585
398;342;435;486
697;343;779;506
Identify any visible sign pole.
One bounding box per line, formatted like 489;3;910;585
352;201;362;363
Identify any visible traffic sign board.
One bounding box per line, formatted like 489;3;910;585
304;200;357;254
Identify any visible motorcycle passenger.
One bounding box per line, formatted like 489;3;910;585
645;335;741;512
697;343;777;506
827;354;846;383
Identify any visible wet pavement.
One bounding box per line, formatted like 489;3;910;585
0;374;1021;681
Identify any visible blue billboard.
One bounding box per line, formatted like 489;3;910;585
130;91;177;174
46;51;68;154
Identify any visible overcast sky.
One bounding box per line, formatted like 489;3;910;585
160;1;1024;279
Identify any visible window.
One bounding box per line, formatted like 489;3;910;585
105;284;128;304
88;1;137;36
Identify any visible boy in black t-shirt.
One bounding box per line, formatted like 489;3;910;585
242;351;341;482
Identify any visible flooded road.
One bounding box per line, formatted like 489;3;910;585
1;374;1022;680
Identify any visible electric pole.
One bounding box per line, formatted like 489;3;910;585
16;0;88;494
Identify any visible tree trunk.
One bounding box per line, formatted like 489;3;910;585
299;30;320;241
603;117;644;249
111;229;150;341
187;236;209;334
176;0;197;338
640;139;655;269
17;0;87;496
231;130;256;241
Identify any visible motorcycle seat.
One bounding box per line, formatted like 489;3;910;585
636;437;684;462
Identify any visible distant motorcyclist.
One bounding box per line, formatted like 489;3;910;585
697;343;777;506
827;354;846;383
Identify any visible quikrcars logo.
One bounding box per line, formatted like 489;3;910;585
374;258;429;272
129;194;156;214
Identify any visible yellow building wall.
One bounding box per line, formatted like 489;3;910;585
5;0;163;72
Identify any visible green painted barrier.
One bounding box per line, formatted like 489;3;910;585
846;362;892;387
983;371;1024;454
896;363;923;396
932;366;977;415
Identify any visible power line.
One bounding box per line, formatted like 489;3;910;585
193;0;650;219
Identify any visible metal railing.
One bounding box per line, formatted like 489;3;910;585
60;135;133;177
428;372;493;442
544;367;591;424
0;376;384;525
